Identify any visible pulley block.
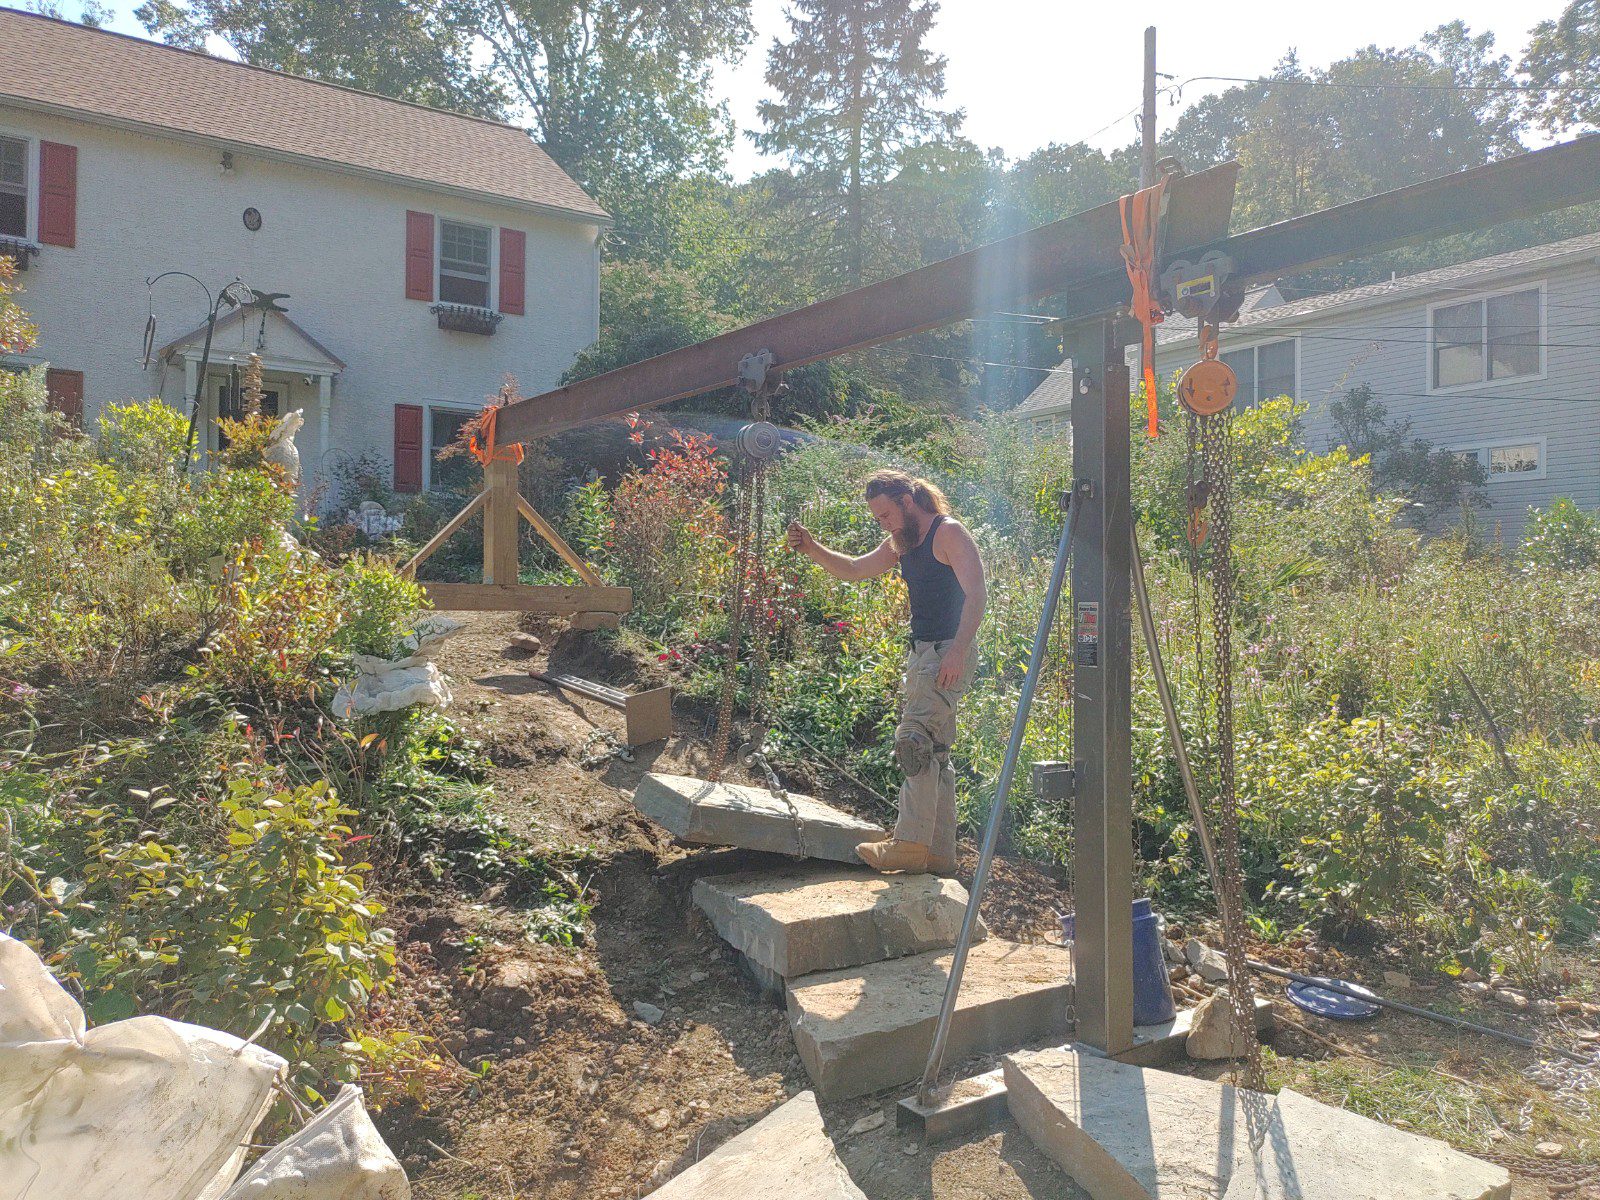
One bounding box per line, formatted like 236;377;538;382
1177;358;1238;416
738;420;783;461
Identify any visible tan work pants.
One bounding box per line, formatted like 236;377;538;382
893;638;975;858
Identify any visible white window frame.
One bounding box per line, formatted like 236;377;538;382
1425;281;1547;396
423;401;479;491
1217;335;1300;407
0;126;39;245
434;215;497;312
1447;435;1548;485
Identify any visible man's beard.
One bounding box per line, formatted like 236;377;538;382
889;503;919;554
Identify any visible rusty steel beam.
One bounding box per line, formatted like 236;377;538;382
494;162;1240;444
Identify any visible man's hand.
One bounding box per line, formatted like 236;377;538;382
936;642;970;690
786;520;815;554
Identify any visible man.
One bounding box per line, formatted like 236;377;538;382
786;469;987;874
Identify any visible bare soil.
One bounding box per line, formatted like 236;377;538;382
377;611;1598;1200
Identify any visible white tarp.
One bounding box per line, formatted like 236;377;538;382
332;615;464;718
0;934;286;1200
223;1085;409;1200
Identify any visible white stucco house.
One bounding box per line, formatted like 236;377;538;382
0;7;607;501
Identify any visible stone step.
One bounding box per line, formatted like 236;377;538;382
633;773;887;864
1222;1086;1509;1200
693;863;982;992
787;938;1073;1101
1003;1046;1257;1198
646;1090;866;1199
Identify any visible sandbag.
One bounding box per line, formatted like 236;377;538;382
223;1085;409;1200
332;615;463;718
0;934;287;1200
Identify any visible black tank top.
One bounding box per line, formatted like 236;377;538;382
899;514;965;642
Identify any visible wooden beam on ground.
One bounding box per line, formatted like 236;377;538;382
482;457;521;586
420;583;632;614
399;488;487;579
493;162;1240;444
515;493;604;587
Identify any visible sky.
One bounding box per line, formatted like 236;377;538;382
91;0;1573;178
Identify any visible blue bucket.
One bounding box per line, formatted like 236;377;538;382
1060;898;1177;1026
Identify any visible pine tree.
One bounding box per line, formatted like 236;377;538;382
753;0;961;289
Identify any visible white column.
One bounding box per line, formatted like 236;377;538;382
183;356;201;466
318;374;332;499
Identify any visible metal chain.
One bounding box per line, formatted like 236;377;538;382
1200;409;1267;1105
708;462;757;780
578;727;634;768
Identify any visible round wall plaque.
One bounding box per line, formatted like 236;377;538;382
242;207;263;232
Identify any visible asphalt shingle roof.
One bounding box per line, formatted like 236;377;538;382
0;7;608;221
1013;362;1074;417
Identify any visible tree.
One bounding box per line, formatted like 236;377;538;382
1330;384;1487;524
1521;1;1600;134
753;0;962;289
21;1;110;25
136;0;507;117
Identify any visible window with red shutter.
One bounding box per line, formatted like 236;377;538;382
499;227;526;316
44;368;83;424
405;211;434;301
393;403;424;492
38;142;76;248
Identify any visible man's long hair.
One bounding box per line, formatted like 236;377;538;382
865;468;951;553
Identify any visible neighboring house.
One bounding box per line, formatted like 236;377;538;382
0;7;608;501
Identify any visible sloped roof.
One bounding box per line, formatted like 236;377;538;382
1013;362;1074;417
0;7;608;222
1156;228;1600;347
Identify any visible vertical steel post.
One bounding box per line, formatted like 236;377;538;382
1067;317;1134;1056
1141;27;1158;190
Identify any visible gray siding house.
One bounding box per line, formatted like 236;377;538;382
1017;232;1600;540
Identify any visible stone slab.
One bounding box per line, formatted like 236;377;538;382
693;863;981;982
1003;1047;1261;1199
787;938;1073;1101
1113;998;1275;1068
1221;1087;1510;1200
895;1066;1008;1143
646;1089;866;1199
633;773;887;863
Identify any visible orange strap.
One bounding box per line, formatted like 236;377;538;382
467;403;525;466
1119;175;1170;438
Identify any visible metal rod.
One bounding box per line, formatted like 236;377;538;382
1246;959;1592;1064
1140;27;1158;190
1130;526;1218;888
916;483;1086;1106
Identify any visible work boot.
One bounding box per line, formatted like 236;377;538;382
856;838;929;873
925;851;959;877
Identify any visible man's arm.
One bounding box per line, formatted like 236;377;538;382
787;523;899;581
934;520;987;688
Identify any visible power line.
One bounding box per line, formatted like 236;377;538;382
1175;73;1600;97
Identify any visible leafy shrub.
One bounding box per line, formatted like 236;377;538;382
1523;498;1600;570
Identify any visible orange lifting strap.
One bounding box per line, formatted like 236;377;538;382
468;402;525;466
1119;175;1170;438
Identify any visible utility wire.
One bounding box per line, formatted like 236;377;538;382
1174;73;1600;97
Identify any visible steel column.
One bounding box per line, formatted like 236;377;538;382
1066;318;1134;1056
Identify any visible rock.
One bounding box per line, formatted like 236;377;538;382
644;1091;866;1199
689;970;709;984
1534;999;1560;1019
479;958;539;1009
507;632;542;652
466;1026;495;1046
1463;981;1493;999
1186;994;1256;1060
1185;938;1230;983
1460;967;1484;983
1535;1142;1564;1159
1163;938;1187;966
787;937;1072;1101
901;1142;921;1156
1383;970;1412;990
844;1111;886;1138
1494;990;1529;1012
693;863;978;984
1169;965;1189;983
645;1108;673;1131
632;772;888;863
633;1000;665;1025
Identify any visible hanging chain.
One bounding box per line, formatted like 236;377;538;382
1199;410;1266;1104
708;461;756;780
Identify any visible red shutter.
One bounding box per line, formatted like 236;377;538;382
38;142;77;248
45;368;84;424
394;403;424;492
405;211;434;301
498;227;526;316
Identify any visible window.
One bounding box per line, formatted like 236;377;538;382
1453;438;1545;483
428;406;477;491
1029;412;1069;441
1431;286;1541;390
438;220;491;308
1218;338;1296;407
0;135;28;240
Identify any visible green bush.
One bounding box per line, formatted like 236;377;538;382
1523;498;1600;570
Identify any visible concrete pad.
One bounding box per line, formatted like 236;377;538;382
1003;1046;1261;1199
646;1090;866;1199
1116;998;1275;1068
787;939;1073;1101
1221;1087;1510;1200
693;863;980;983
633;773;887;863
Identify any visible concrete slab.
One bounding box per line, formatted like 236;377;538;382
1221;1087;1510;1200
693;863;980;983
1003;1046;1261;1199
788;939;1073;1101
633;773;888;863
646;1089;866;1199
895;1066;1008;1143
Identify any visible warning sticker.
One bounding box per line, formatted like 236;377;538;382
1076;601;1100;667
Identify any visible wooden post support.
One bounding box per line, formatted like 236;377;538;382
482;456;521;586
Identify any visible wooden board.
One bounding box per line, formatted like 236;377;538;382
421;583;632;614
